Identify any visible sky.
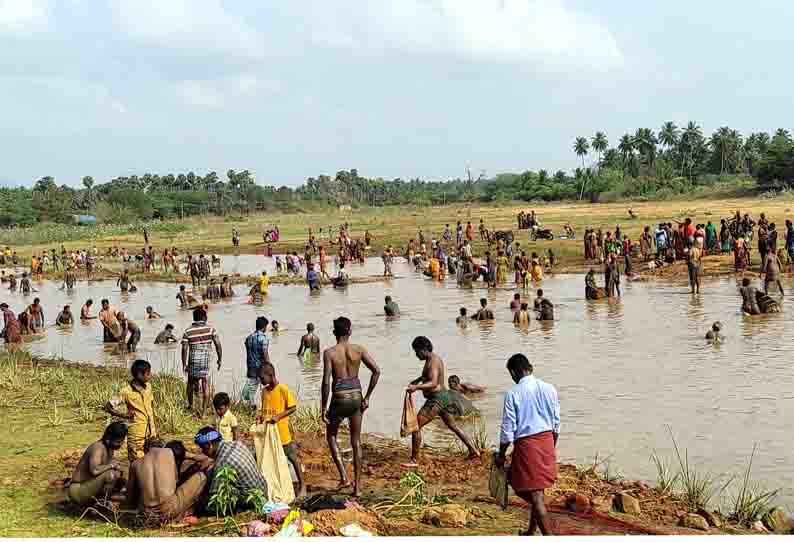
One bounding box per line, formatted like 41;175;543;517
2;0;794;187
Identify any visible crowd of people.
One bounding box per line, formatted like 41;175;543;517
3;209;793;535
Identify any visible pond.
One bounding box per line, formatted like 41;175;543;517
3;257;793;504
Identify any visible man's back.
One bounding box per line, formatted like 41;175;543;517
71;441;106;484
325;342;364;380
132;448;177;508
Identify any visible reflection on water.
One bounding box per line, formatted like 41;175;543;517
3;259;794;504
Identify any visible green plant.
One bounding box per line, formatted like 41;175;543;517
208;466;239;517
729;444;779;525
245;488;267;516
47;401;65;427
667;427;719;510
650;449;680;495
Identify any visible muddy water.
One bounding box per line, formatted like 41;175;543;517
4;258;794;504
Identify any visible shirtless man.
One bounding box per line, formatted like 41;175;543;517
146;306;161;319
127;441;206;523
176;285;197;308
405;336;480;466
705;321;722;343
20;272;33;295
321;317;381;497
297;323;320;359
117;270;134;293
66;422;127;505
384;296;400;317
56;305;73;326
740;278;760;315
761;249;785;296
64;267;76;291
471;298;494;321
155;324;178;344
81;299;96;320
456;308;468;326
117;312;141;352
7;273;16;291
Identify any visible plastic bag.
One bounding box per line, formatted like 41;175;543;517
400;392;419;437
489;454;509;510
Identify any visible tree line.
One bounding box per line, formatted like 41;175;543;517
4;123;794;226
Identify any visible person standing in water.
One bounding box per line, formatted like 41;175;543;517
760;248;785;296
321;317;381;497
404;336;480;467
297;323;320;360
513;303;531;326
740;277;761;315
56;305;73;326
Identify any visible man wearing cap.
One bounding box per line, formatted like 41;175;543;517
193;426;266;513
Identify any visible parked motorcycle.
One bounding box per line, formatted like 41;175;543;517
530;227;554;241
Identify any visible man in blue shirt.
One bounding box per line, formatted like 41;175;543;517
654;224;668;259
243;317;270;404
307;265;319;291
496;354;560;536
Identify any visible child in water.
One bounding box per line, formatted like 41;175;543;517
448;375;486;397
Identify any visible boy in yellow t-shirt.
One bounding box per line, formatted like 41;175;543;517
257;362;305;497
212;392;239;441
259;271;269;296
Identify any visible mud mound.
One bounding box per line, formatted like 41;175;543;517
309;508;386;536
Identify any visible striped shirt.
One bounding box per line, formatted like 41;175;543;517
182;321;217;378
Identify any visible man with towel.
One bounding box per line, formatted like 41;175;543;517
496;353;560;536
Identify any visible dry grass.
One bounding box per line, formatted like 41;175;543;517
11;196;794;268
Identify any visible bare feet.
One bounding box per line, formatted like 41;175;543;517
336;480;352;492
297;486;307;498
400;461;419;468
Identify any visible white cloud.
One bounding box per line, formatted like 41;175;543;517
112;0;264;60
307;0;623;71
173;75;284;112
0;0;47;32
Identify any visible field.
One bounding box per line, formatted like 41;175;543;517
5;194;794;275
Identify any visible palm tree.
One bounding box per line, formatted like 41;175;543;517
633;128;658;167
679;122;703;177
709;127;732;174
591;132;608;169
617;134;634;180
659;121;680;152
573;137;590;199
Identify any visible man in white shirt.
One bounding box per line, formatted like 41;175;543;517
496;354;560;536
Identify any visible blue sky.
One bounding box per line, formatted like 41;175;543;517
2;0;793;187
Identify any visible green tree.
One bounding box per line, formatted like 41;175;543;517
591;132;608;169
574;137;590;199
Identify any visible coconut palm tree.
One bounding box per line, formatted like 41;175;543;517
617;134;634;180
659;121;680;153
633;128;658;167
574;137;590;199
679;122;703;178
591;132;608;169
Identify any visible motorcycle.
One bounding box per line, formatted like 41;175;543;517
530;227;554;241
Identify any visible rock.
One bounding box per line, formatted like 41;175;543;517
762;507;792;533
591;495;614;514
681;513;709;531
615;493;641;515
421;504;468;528
565;493;591;513
696;508;722;528
751;520;768;533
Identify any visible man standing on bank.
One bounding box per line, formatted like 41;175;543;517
496;353;560;536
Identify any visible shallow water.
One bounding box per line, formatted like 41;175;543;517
4;257;794;504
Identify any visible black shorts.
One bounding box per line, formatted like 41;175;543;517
283;442;299;464
329;391;363;419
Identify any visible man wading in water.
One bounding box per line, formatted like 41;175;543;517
403;336;480;468
321;317;380;497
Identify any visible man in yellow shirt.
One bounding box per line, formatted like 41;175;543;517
259;271;269;296
105;359;157;460
257;362;304;497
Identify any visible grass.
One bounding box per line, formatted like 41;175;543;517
728;444;780;526
650;449;679;496
7;195;794;275
667;427;720;510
